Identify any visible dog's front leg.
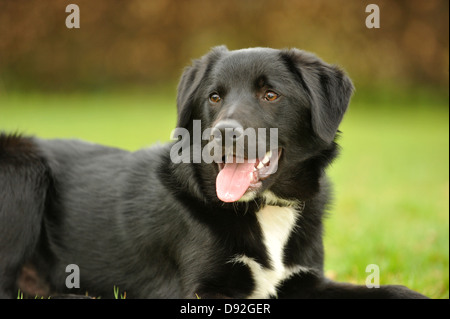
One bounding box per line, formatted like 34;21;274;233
277;271;429;299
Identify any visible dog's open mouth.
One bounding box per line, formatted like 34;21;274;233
215;148;282;202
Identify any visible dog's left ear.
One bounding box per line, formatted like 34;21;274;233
281;49;354;144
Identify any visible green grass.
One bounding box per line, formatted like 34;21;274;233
113;286;127;299
0;91;177;149
325;101;449;299
1;91;448;298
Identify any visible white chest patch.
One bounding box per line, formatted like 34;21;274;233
231;205;309;298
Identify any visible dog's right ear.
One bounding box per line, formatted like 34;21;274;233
280;49;354;144
176;46;228;129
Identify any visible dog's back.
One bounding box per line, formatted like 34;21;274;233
0;134;222;298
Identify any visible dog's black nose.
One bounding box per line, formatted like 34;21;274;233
212;120;244;145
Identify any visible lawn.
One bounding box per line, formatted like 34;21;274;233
0;90;448;298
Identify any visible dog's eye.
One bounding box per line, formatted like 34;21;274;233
209;93;221;104
264;91;279;102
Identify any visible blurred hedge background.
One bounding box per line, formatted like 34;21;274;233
0;0;448;93
0;0;448;298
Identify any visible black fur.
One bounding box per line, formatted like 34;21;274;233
0;47;427;299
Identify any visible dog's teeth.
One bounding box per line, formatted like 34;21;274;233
262;151;272;165
256;162;264;169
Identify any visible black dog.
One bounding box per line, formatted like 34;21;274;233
0;46;427;298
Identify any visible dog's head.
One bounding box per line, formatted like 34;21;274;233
175;46;353;204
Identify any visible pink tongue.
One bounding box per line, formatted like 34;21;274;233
216;158;255;202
